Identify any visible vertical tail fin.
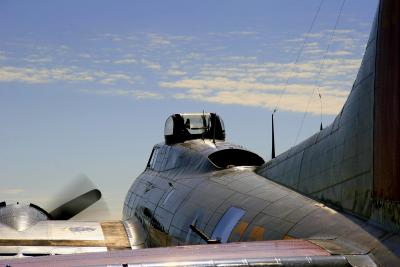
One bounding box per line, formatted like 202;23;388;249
371;0;400;230
257;0;400;232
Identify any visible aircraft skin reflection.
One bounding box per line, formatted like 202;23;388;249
0;0;398;266
122;0;400;266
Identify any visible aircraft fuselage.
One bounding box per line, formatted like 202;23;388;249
122;139;394;264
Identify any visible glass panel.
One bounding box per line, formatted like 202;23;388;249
219;117;225;131
164;116;174;136
147;148;155;168
181;114;210;135
211;207;245;243
149;148;159;169
154;147;164;170
159;146;171;171
164;147;179;170
164;113;226;144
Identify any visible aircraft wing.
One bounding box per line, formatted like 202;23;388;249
0;239;369;267
0;220;132;258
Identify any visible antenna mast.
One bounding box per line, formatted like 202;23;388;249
212;113;217;144
271;112;276;159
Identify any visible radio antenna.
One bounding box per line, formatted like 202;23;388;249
271;112;276;159
213;114;217;144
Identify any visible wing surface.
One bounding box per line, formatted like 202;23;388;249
0;220;131;258
0;239;369;267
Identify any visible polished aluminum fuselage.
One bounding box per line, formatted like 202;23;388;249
123;139;399;266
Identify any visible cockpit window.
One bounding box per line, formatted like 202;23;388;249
164;113;226;144
147;146;173;171
208;149;264;168
147;147;159;169
181;114;210;135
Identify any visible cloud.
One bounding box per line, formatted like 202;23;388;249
141;59;161;70
0;26;366;115
97;33;122;42
173;89;345;115
326;50;352;56
160;77;281;92
147;33;172;47
24;56;53;63
0;66;95;83
208;31;258;37
160;77;350;115
226;56;257;61
0;66;137;85
227;31;257;36
303;32;324;38
113;58;137;64
81;88;162;100
79;53;92;59
98;74;133;84
92;59;111;64
166;69;186;76
286;28;363;57
145;33;195;48
159;54;361;115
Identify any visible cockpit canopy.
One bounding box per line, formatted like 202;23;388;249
164;113;225;144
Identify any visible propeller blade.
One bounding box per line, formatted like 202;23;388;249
49;189;101;220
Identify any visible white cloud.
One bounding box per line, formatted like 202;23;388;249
96;73;136;85
159;53;361;115
79;53;91;59
226;56;257;61
227;31;257;36
0;26;366;114
326;50;352;56
93;59;111;64
0;66;138;85
286;28;363;56
0;66;95;83
172;89;345;115
161;77;280;91
166;69;186;76
0;66;54;83
145;33;195;48
113;58;136;64
208;31;258;37
141;59;161;70
24;56;53;63
303;32;324;38
147;33;172;46
81;88;162;100
160;76;351;115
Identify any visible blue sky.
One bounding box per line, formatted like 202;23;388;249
0;0;378;219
